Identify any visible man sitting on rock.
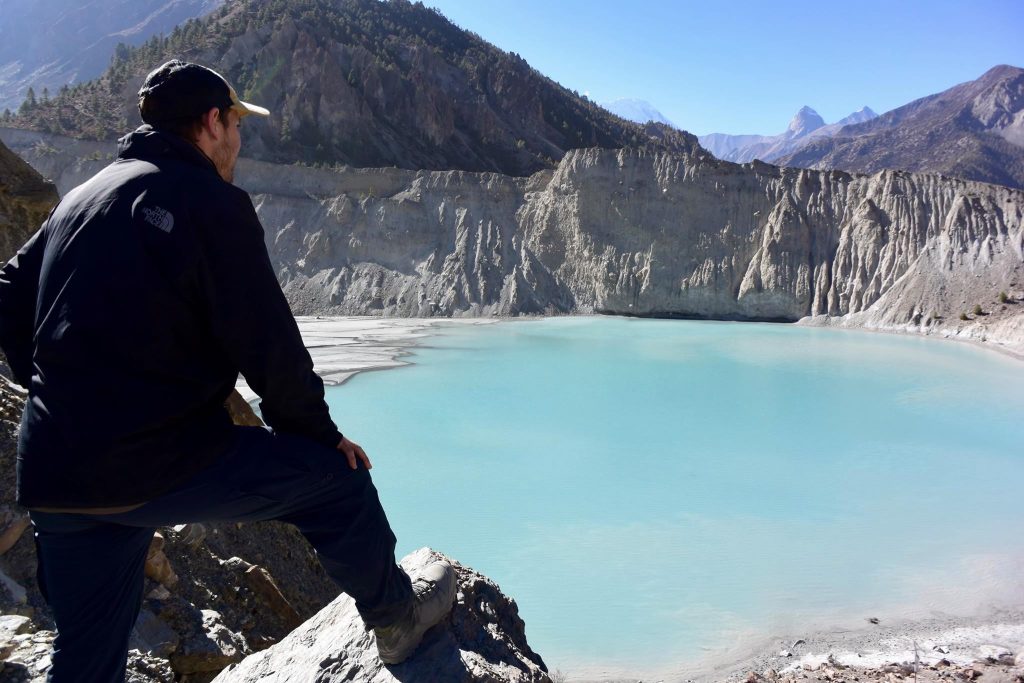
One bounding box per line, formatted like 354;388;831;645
0;60;455;682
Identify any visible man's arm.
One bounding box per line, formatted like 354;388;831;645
196;188;347;450
0;229;45;388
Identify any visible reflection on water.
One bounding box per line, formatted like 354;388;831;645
325;317;1024;675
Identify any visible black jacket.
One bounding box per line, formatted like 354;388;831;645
0;126;342;508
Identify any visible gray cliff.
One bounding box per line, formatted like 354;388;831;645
2;127;1022;350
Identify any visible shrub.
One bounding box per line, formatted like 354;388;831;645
960;312;969;321
999;291;1009;303
973;304;983;316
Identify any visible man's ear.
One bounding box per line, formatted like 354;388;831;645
198;107;224;140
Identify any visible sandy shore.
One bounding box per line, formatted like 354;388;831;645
234;315;498;403
240;314;1023;682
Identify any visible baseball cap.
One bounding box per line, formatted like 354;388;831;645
138;60;270;126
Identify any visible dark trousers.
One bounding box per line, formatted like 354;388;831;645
30;426;414;683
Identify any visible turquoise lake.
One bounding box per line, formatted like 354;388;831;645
323;317;1024;678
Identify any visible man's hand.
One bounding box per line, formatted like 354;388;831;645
337;436;372;470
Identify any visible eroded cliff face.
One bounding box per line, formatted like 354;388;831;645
0;139;57;261
255;147;1023;340
3;128;1022;346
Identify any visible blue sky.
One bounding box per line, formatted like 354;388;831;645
424;0;1024;136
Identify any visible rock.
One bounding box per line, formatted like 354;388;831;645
0;613;34;660
126;649;177;683
145;532;180;588
171;523;208;548
780;650;793;658
212;548;550;683
801;654;831;671
1;628;55;679
224;391;262;427
793;639;806;648
0;512;30;555
219;557;301;632
148;585;173;601
131;609;180;659
169;610;246;675
0;565;27;604
934;645;951;654
978;645;1014;665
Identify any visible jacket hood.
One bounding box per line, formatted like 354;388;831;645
117;125;218;174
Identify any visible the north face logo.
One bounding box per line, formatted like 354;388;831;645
141;206;174;233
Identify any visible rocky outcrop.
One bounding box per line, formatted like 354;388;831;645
0;139;56;262
3;128;1023;349
214;548;551;683
0;383;341;683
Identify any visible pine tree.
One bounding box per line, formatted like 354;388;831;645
18;87;37;115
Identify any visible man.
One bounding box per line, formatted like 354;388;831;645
0;60;455;682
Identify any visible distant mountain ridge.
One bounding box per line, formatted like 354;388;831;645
2;0;700;176
778;64;1024;190
600;98;676;127
0;0;224;112
699;105;877;163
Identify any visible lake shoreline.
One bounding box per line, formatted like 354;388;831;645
565;608;1024;683
255;314;1024;406
255;314;1022;682
797;314;1024;366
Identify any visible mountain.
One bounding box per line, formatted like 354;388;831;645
601;98;676;127
0;0;224;112
2;0;699;176
785;105;826;139
778;65;1024;189
699;105;878;163
834;106;878;127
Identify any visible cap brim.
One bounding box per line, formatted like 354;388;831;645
228;85;270;117
233;100;270;117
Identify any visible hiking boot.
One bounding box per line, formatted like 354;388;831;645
373;559;457;664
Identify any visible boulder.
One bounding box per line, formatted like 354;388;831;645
0;613;33;659
145;532;180;588
130;609;180;659
213;548;550;683
978;644;1014;665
